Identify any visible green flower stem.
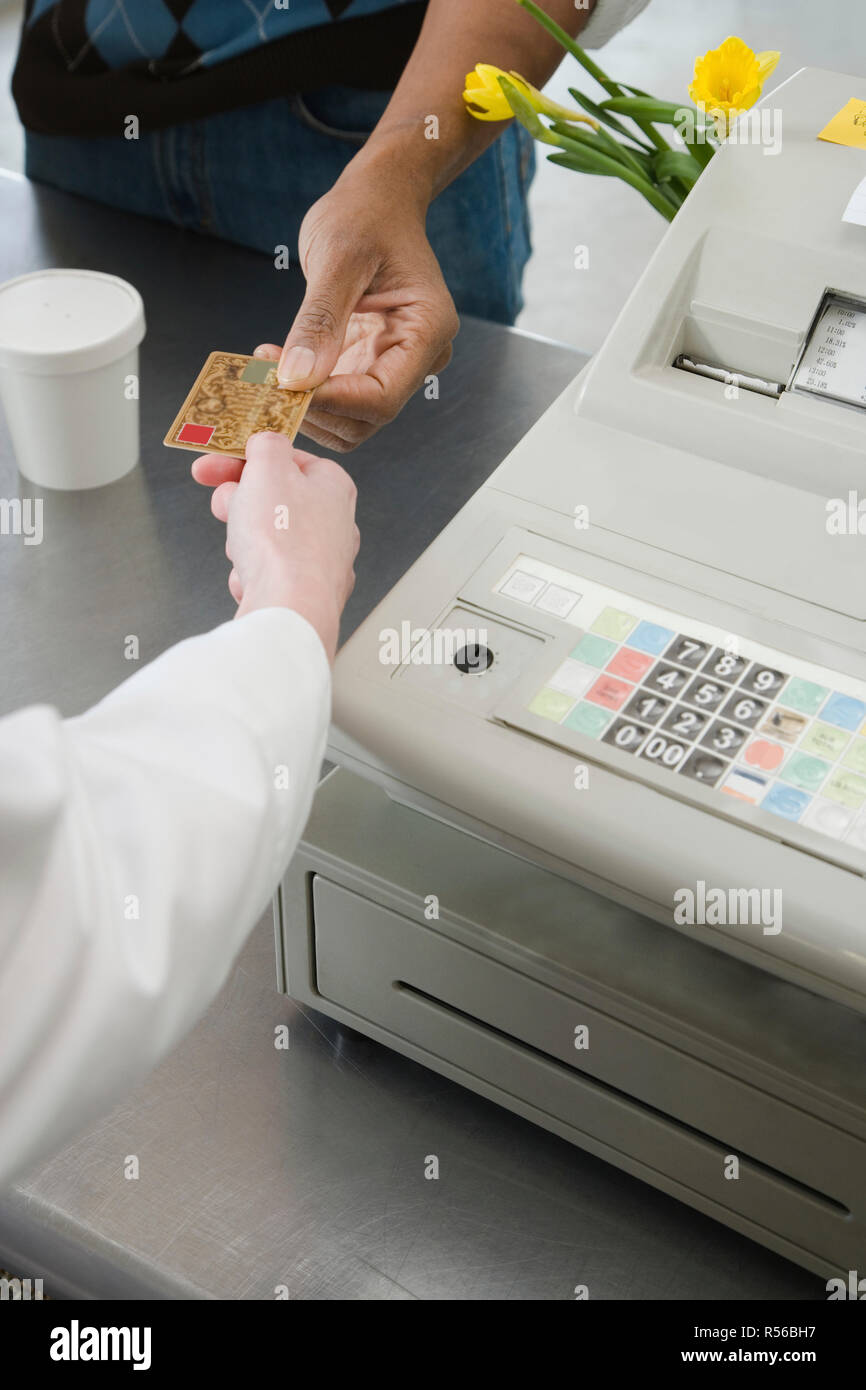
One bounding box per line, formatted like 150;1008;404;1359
515;0;671;155
545;125;681;211
687;135;716;168
511;0;681;158
515;0;622;96
548;151;678;220
548;119;649;183
502;77;680;220
567;87;656;153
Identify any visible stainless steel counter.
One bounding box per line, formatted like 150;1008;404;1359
0;170;820;1299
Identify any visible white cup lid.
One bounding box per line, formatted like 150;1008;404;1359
0;269;145;375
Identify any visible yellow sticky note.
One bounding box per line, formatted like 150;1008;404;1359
818;97;866;150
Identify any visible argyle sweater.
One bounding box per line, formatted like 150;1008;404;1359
13;0;427;134
12;0;652;137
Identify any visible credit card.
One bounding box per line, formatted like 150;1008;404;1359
164;350;313;457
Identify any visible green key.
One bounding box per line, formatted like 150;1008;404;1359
782;677;828;716
591;607;636;642
563;701;613;738
783;751;831;793
843;737;866;776
571;633;617;668
528;687;575;722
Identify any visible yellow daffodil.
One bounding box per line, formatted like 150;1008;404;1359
689;37;780;133
463;63;598;127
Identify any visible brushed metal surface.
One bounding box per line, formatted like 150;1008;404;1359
0;172;820;1300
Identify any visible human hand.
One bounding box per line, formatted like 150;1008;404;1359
191;432;359;663
254;161;459;452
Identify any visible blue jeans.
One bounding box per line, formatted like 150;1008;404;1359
25;86;536;325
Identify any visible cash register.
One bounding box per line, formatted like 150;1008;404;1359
276;68;866;1281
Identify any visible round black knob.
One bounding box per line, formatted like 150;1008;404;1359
453;643;494;674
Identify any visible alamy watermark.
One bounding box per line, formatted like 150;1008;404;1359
674;880;782;936
826;491;866;535
675;105;783;157
0;1275;44;1299
379;621;489;667
0;497;42;545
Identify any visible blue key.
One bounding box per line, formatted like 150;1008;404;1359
819;692;866;732
626;621;675;656
761;784;810;821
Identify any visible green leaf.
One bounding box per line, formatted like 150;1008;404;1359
548;150;615;177
601;96;697;125
652;148;704;188
544;134;639;178
497;76;555;144
567;87;655;152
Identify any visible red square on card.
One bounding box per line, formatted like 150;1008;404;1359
606;647;654;682
178;422;215;445
586;675;632;711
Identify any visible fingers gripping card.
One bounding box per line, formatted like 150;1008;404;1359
164;351;313;457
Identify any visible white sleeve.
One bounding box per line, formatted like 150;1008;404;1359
580;0;652;49
0;608;330;1188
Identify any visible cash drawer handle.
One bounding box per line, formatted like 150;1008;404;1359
395;980;851;1219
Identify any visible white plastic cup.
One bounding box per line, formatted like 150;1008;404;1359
0;269;146;490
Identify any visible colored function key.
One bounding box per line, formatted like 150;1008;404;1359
563;701;614;738
762;784;811;821
586;675;633;712
782;677;828;715
626;621;676;656
820;692;866;732
571;633;618;668
606;646;655;683
721;767;769;803
743;738;786;772
591;606;637;641
760;708;808;744
783;752;831;793
823;769;866;809
800;722;849;760
842;737;866;775
528;687;575;722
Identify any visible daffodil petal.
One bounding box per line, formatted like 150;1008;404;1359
475;64;510;93
756;50;780;81
463;86;514;121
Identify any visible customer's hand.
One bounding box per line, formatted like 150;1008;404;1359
253;163;459;452
191;432;359;663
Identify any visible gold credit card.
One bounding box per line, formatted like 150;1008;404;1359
164;350;313;457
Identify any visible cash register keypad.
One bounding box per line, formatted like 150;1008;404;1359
523;596;866;849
